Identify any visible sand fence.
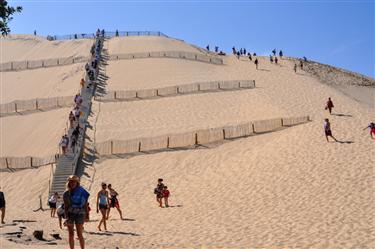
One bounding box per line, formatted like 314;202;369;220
95;116;310;156
0;56;88;72
95;80;256;102
105;50;223;65
0;154;59;171
1;50;223;72
0;96;74;116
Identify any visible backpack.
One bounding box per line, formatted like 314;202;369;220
154;188;160;195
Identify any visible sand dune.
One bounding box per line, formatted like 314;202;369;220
108;36;201;55
0;108;70;157
1;35;374;248
1;64;84;103
1;35;92;63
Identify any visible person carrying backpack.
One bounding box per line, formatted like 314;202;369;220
154;178;164;208
63;175;90;249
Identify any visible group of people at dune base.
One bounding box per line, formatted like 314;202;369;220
154;178;171;208
323;97;375;142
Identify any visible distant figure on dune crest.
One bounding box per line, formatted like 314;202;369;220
206;45;210;51
325;97;334;114
154;178;165;208
300;60;304;69
0;188;5;224
269;55;274;63
215;46;219;53
232;47;236;54
363;122;375;139
96;183;109;231
248;53;252;61
48;192;59;217
253;52;256;56
279;50;283;58
218;51;226;55
240;48;243;55
244;48;247;55
324;118;338;142
34;30;37;36
303;56;307;62
275;57;278;64
272;49;276;56
63;175;90;249
294;63;297;73
237;51;240;59
254;58;259;70
115;30;119;37
107;184;124;220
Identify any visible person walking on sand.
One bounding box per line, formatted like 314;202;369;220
279;50;283;58
363;122;375;139
154;178;165;208
248;53;252;61
294;63;297;73
96;183;109;231
63;175;90;249
0;188;5;224
237;51;240;59
300;60;304;69
59;135;68;155
48;192;59;217
106;184;124;220
162;186;170;208
275;57;278;64
324;119;337;142
254;58;259;70
325;97;334;114
57;203;65;229
269;55;274;63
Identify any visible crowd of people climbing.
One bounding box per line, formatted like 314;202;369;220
58;30;103;157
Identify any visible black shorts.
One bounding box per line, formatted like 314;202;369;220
49;202;57;209
0;202;5;209
99;204;108;210
325;130;332;136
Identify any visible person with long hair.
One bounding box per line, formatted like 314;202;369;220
106;184;124;220
96;183;109;231
63;175;90;249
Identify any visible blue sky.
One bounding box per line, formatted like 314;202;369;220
8;0;375;77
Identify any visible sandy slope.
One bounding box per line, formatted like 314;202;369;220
0;36;374;248
0;108;70;157
108;36;201;55
0;35;92;63
1;63;84;104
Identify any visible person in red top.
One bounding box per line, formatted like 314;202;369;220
162;186;170;208
325;97;334;114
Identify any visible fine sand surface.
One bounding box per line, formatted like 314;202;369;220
0;35;374;248
93;90;285;142
0;108;70;157
107;36;201;55
1;63;85;103
1;35;92;63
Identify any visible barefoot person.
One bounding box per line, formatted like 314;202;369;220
324;118;337;142
107;184;123;220
0;188;5;224
325;97;334;114
63;175;90;249
48;192;59;217
96;183;109;231
363;122;375;139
